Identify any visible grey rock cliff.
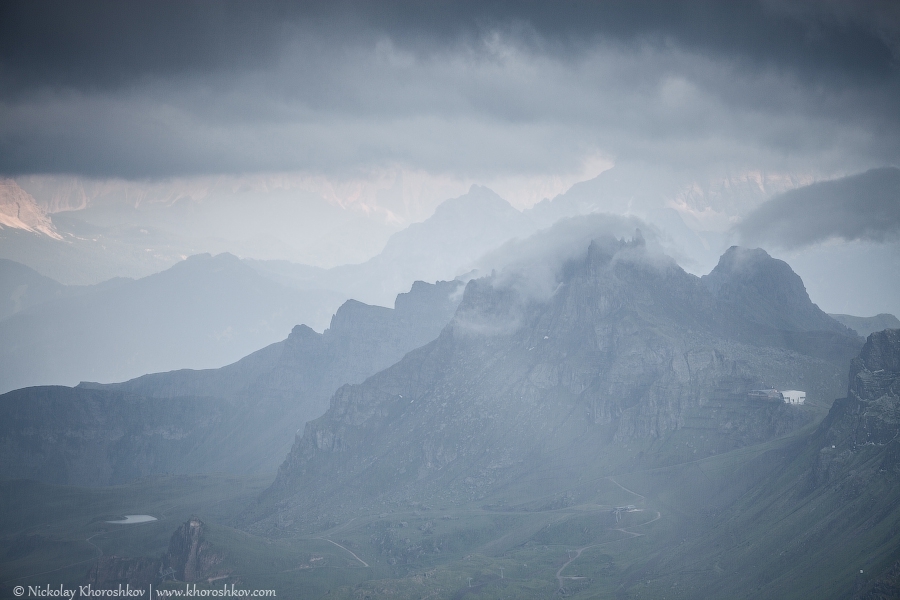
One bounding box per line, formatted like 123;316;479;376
249;240;859;533
164;518;224;583
815;329;900;485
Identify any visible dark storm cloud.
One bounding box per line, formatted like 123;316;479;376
3;1;896;89
735;167;900;248
1;0;898;178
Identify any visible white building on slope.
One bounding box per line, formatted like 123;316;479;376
781;390;806;405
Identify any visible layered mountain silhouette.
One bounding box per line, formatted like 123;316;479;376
0;258;67;321
0;279;461;484
3;217;895;599
0;253;346;393
830;312;900;337
249;185;539;307
247;235;861;533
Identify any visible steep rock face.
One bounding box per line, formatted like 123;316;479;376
83;518;224;588
251;240;856;533
814;329;900;486
841;328;900;446
164;518;224;583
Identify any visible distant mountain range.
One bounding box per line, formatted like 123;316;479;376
0;253;346;392
248;185;538;307
829;312;900;337
0;279;461;484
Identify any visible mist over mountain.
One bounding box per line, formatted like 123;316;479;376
530;327;900;599
0;258;66;321
249;185;537;307
2;3;899;596
0;253;346;393
0;279;462;484
829;312;900;337
246;238;860;534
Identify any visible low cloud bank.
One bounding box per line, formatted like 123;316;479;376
471;213;666;301
735;167;900;249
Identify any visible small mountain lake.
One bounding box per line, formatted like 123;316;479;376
105;515;158;525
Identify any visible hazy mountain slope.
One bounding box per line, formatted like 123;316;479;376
0;179;60;239
612;329;900;600
829;312;900;337
526;164;804;274
2;176;403;285
250;186;537;306
100;279;461;404
0;253;346;393
0;386;228;486
701;246;861;361
0;280;463;483
0;258;67;321
248;238;860;534
0;222;185;285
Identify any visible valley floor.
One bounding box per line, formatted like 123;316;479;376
5;416;892;600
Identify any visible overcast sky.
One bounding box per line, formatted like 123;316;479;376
1;1;898;316
2;0;898;182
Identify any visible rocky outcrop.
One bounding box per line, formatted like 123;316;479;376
813;329;900;487
249;240;857;533
82;518;224;588
839;328;900;447
164;518;225;583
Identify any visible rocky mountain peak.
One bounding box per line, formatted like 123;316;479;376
820;329;900;452
702;245;848;334
250;240;850;534
164;517;226;583
704;246;807;303
845;329;900;444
